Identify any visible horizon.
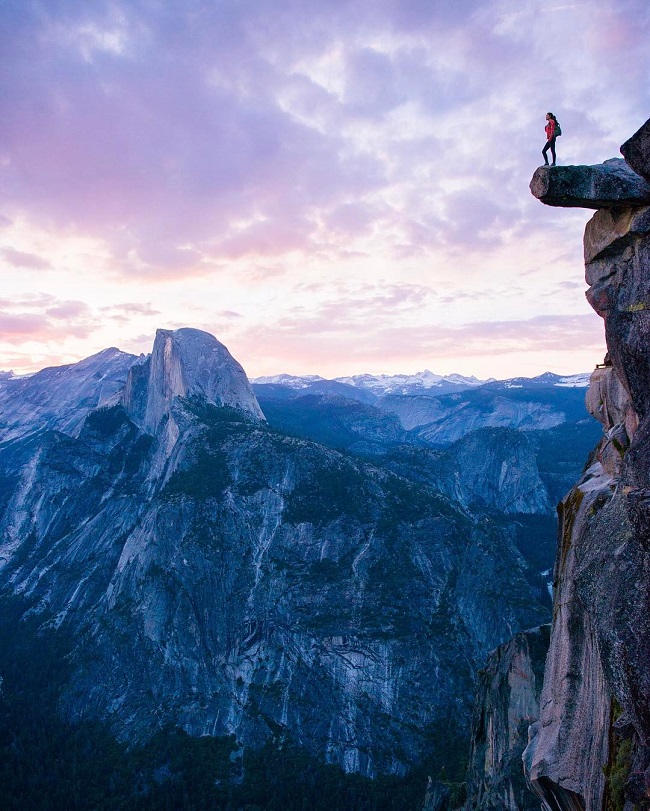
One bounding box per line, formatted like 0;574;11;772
2;1;648;378
0;329;593;385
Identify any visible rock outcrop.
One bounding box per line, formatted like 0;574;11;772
441;429;552;515
621;118;650;183
525;119;650;810
464;626;550;811
530;158;650;209
423;779;451;811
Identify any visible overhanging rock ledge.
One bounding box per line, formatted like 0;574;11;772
529;157;650;209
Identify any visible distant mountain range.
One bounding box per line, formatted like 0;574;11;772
252;370;595;452
252;370;590;397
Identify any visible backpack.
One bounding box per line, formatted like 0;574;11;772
555;121;562;136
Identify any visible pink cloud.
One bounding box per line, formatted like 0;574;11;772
46;300;91;319
0;297;94;344
100;302;161;316
0;293;57;308
0;313;49;337
240;312;604;374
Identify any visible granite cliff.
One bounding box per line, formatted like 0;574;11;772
522;118;650;809
464;625;550;811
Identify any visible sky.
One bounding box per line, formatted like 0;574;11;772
1;0;649;380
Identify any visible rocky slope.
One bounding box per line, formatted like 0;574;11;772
377;375;590;446
254;375;601;519
524;118;650;809
0;347;138;441
381;428;552;518
434;429;552;516
0;328;550;782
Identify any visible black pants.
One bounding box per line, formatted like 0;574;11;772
542;137;556;165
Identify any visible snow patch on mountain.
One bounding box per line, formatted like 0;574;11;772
252;369;591;395
252;370;491;395
253;374;326;389
335;370;489;394
555;373;591;388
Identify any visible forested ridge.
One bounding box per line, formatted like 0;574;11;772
0;597;466;810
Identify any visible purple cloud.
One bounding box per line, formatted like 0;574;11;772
0;0;648;378
1;247;50;269
100;302;161;316
0;294;95;344
241;311;604;374
45;300;91;319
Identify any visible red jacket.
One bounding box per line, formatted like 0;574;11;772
545;119;556;140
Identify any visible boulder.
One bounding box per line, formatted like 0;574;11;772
530;159;650;209
583;205;650;264
621;117;650;182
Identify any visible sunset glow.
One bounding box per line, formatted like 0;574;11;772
2;0;649;378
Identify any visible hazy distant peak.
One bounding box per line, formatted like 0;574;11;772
336;371;489;395
253;370;490;396
496;372;591;389
0;346;139;441
253;373;326;388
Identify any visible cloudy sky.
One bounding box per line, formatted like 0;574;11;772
1;0;649;379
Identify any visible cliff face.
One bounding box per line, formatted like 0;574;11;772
464;626;550;811
439;429;552;516
525;118;650;810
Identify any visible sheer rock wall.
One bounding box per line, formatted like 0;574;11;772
525;118;650;810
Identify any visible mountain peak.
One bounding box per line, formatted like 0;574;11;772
0;346;138;441
123;328;264;432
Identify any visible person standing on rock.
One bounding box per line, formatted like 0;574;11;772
542;112;558;166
